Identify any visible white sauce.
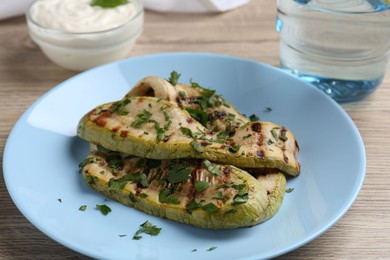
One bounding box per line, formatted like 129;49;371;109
27;0;143;71
30;0;139;33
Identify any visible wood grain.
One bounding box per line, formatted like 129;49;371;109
1;0;390;259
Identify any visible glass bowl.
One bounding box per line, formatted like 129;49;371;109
26;0;144;71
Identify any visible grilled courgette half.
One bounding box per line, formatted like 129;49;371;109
79;146;285;229
77;96;300;176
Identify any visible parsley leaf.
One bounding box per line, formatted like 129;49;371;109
190;141;203;153
207;246;217;251
108;172;150;191
131;110;152;128
179;91;187;99
228;144;241;153
106;152;122;170
286;187;294;193
212;191;224;200
159;189;180;204
187;198;200;212
84;175;95;184
224;208;237;215
79;205;87;211
96;204;112;215
91;0;129;8
152;121;169;142
167;164;192;184
185;107;208;127
132;220;161;240
279;131;288;141
110;99;130;115
168;71;181;86
180;127;195;138
201;202;219;214
160;105;171;122
271;129;278;140
195;181;212;193
249;114;259;122
202;160;221;175
233;193;249;204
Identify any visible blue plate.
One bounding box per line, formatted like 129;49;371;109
3;53;366;259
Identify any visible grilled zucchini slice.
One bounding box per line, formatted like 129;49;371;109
80;147;273;229
77;96;300;176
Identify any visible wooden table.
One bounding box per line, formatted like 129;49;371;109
1;0;389;259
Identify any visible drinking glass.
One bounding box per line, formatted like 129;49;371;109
276;0;390;102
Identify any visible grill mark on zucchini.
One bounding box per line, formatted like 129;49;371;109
251;122;265;159
92;109;112;127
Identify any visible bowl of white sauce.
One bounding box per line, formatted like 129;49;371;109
26;0;144;71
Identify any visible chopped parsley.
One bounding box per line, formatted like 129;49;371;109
279;131;288;141
139;193;148;198
132;221;161;240
228;144;241;153
129;192;136;203
212;191;224;200
153;121;169;142
131;109;152;128
286;187;294;193
243;134;252;140
202;203;219;214
159;188;180;204
167;164;192;184
216;182;249;205
185;107;208;127
168;71;181;86
179;91;187;99
160;105;171;122
207;246;217;251
249;114;259;122
106;152;122;170
108;172;150;191
271;129;278;141
187;198;200;212
96;204;112;215
232;193;249;205
79;205;87;211
190;141;203;153
189;80;228;109
195;181;212;193
110;98;130;115
85;175;95;184
180;127;195;138
91;0;129;8
202;159;221;175
224;208;237;215
187;199;219;214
